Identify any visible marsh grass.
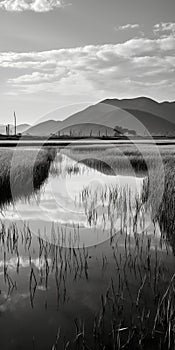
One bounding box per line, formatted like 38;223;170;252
62;145;149;176
0;147;56;207
62;144;175;178
149;158;175;256
62;144;168;178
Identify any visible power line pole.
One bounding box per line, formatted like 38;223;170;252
14;111;17;136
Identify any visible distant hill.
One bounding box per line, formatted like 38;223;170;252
102;97;175;124
57;100;175;137
0;123;30;135
17;124;31;134
25;120;61;136
22;97;175;137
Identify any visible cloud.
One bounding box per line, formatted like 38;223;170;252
8;70;68;84
115;23;140;31
0;0;65;12
153;22;175;35
0;34;175;98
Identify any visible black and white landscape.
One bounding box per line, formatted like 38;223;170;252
0;1;175;349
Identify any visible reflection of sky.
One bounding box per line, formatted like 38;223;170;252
0;291;30;314
0;154;145;246
0;256;52;271
0;154;143;223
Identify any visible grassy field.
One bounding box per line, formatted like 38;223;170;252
62;144;175;176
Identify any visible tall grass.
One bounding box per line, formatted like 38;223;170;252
149;158;175;256
0;147;56;207
62;144;174;177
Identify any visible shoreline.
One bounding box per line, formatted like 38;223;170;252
1;138;175;147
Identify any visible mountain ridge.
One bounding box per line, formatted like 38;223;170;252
22;97;175;137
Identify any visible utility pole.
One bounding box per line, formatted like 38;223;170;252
6;124;10;136
14;111;17;136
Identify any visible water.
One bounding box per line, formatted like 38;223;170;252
1;139;175;145
0;147;175;349
1;152;144;246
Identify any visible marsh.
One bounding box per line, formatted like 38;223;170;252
0;144;175;350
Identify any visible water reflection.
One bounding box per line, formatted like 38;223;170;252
0;218;174;349
0;149;175;252
0;152;145;247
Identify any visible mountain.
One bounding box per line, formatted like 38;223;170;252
23;97;175;137
0;123;30;135
25;120;61;136
24;104;120;136
102;97;175;124
17;124;31;134
57;99;175;136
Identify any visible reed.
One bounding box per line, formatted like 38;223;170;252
0;147;56;207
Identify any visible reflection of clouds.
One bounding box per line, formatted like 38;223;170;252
0;154;146;247
0;155;143;229
0;257;52;271
37;285;48;292
0;292;30;314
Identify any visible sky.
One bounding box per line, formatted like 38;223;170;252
0;0;175;125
